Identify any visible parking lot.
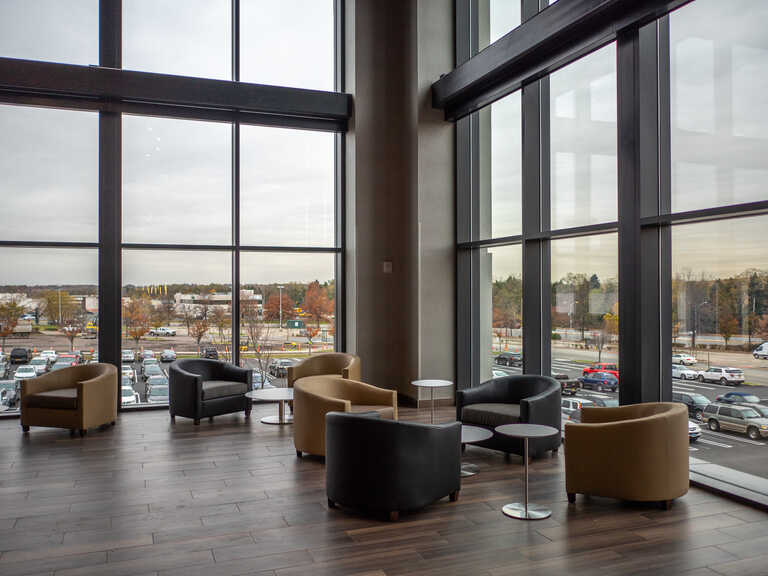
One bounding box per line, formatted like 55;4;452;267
494;348;768;479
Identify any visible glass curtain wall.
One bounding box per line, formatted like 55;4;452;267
668;0;768;491
0;1;341;413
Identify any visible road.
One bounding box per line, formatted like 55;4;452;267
492;348;768;480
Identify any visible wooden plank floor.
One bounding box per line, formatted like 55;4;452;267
0;404;766;576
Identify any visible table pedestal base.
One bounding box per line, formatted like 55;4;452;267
502;502;551;520
260;414;293;425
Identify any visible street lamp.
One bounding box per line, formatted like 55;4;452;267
278;285;285;329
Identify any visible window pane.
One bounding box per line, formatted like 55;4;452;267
123;115;232;245
550;43;617;230
551;234;619;401
478;0;521;53
0;105;98;242
239;252;336;386
670;0;768;212
123;0;231;80
122;250;232;407
479;245;522;382
672;216;768;487
478;91;522;240
241;0;334;90
240;127;334;248
0;248;98;415
0;0;97;65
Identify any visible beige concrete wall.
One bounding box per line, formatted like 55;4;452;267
345;0;455;403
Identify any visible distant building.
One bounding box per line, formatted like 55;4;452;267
173;290;262;316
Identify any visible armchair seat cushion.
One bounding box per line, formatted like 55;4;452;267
201;380;248;401
349;405;395;419
462;403;520;428
26;388;78;410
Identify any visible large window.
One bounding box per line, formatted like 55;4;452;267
0;0;98;65
550;43;617;230
0;248;98;414
477;0;522;53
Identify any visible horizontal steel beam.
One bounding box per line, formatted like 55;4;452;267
0;57;351;128
432;0;692;120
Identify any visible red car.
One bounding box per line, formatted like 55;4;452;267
582;362;619;381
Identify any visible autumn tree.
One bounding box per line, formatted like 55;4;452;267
715;277;744;350
124;298;151;348
303;281;332;328
264;292;294;324
189;317;210;348
210;306;230;342
0;299;24;355
40;290;78;325
242;299;273;386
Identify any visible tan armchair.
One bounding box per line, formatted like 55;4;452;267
565;402;689;508
20;363;118;436
287;353;361;389
294;375;397;457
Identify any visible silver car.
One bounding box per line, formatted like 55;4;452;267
703;403;768;440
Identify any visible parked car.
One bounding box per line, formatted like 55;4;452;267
703;403;768;440
0;380;19;408
141;350;156;360
10;348;30;364
13;364;37;381
697;367;744;386
672;391;711;420
200;346;218;360
492;369;508;379
582;362;619;380
672;353;697;366
268;358;296;378
121;386;140;405
554;373;580;396
58;353;81;365
741;403;768;418
160;349;177;362
121;349;135;363
688;420;701;443
51;360;76;371
141;357;159;373
88;353;99;364
578;395;618;408
561;397;594;417
753;342;768;360
39;350;58;363
579;372;618;393
121;375;133;388
494;352;522;367
28;356;50;375
672;364;698;380
0;359;7;378
148;327;177;337
121;366;135;382
143;364;164;380
147;384;169;404
715;391;761;405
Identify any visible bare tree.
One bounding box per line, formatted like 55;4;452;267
242;300;274;387
189;318;210;349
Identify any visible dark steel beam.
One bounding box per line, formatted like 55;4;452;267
0;57;351;122
432;0;693;121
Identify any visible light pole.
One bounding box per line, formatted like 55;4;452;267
278;285;285;329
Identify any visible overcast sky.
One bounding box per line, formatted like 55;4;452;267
0;0;766;289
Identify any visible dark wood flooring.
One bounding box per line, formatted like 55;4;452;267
0;404;766;576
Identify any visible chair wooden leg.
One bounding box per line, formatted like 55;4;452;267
567;493;576;504
79;429;86;437
388;511;399;522
209;416;214;422
296;450;302;458
21;425;29;433
170;414;175;423
194;419;200;426
660;500;673;510
327;498;336;509
449;490;460;502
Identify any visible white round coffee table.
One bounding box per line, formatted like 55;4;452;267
460;424;493;477
411;379;452;424
495;423;559;520
246;388;294;425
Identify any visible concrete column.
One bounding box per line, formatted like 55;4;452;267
345;0;455;404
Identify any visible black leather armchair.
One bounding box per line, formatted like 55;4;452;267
456;375;561;458
168;359;252;425
325;412;461;521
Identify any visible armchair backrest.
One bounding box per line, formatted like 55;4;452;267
171;358;221;381
287;353;361;388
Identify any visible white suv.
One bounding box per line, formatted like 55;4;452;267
697;367;745;386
